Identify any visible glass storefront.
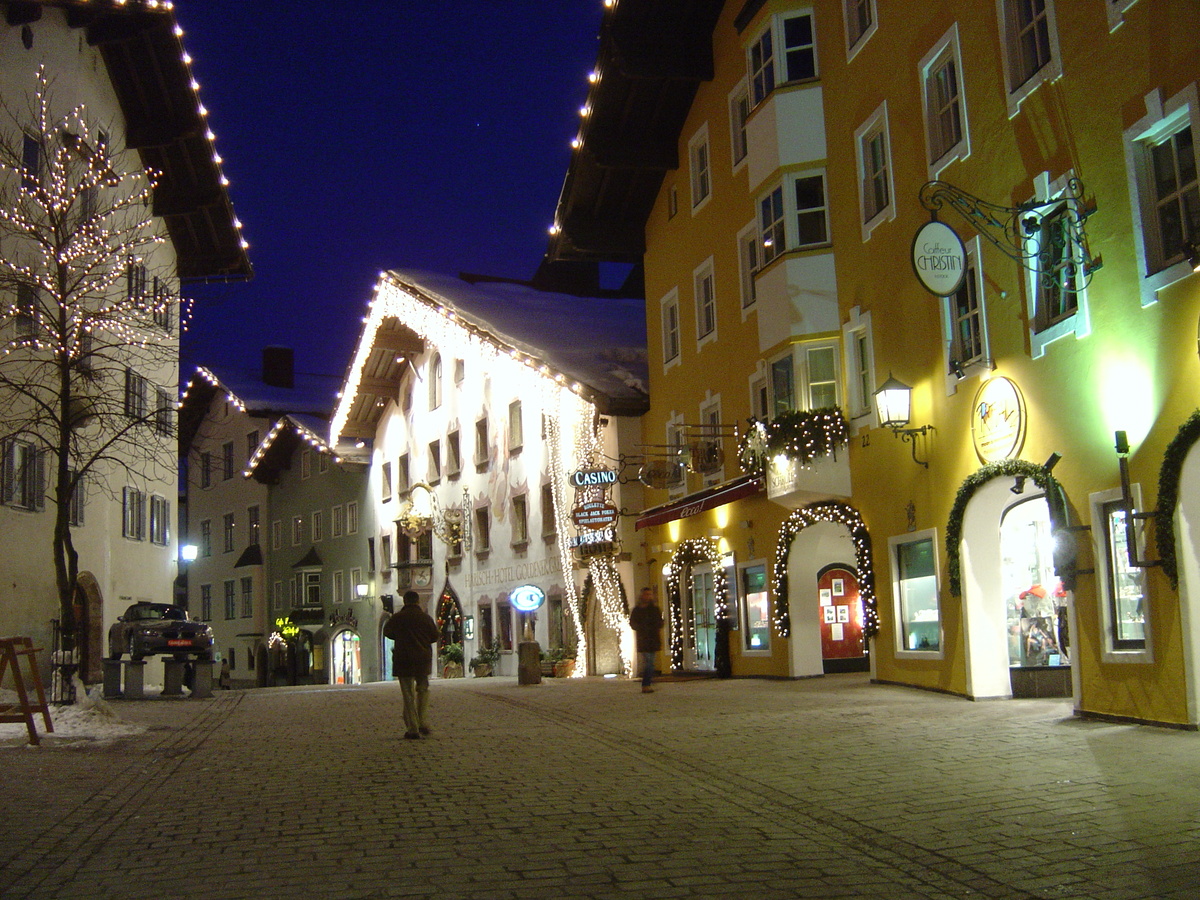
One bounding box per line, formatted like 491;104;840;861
741;564;770;651
1000;497;1065;667
896;535;939;651
1103;500;1146;649
330;630;361;685
687;568;717;669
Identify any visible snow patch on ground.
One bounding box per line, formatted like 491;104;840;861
0;682;148;747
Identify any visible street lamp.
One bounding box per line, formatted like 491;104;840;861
873;375;932;468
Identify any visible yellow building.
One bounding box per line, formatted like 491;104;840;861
547;0;1200;727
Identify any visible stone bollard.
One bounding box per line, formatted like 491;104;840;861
162;658;186;696
517;641;542;685
190;659;214;699
122;659;146;700
102;658;122;699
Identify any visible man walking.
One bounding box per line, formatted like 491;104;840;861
382;590;441;739
630;587;664;693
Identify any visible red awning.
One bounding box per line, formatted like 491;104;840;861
635;475;764;530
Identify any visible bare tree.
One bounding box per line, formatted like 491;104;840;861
0;67;184;668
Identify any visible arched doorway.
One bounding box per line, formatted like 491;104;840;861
664;539;729;672
330;629;362;685
958;474;1074;700
76;571;103;683
817;563;867;673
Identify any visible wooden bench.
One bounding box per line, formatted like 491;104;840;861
0;637;54;745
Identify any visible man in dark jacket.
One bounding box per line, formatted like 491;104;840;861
629;587;664;693
382;590;441;739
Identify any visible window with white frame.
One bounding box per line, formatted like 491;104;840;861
759;172;829;265
124;369;148;421
199;452;211;489
272;580;283;612
67;472;84;526
223;580;236;620
794;173;829;248
201;584;213;621
331;504;344;538
855;103;894;234
447;429;461;476
291;515;303;546
737;221;759;311
271;519;282;550
222;441;234;480
697;397;724;486
748;10;817;109
729;79;750;169
123;487;146;540
303;572;321;607
689;124;711;212
300;450;312;480
350;567;363;599
770;352;796;417
1024;172;1091;356
1124;85;1199;303
842;307;875;421
1102;498;1147;651
759;184;786;266
347;501;359;535
429;353;442;410
891;530;941;654
694;259;717;346
241;576;253;617
921;25;968;173
943;238;990;381
508;400;523;452
661;289;681;368
843;0;876;57
223;512;235;552
804;343;839;409
312;509;324;543
997;0;1062;116
666;415;687;496
397;453;410;494
750;370;770;421
318;452;329;474
2;437;44;511
200;519;212;557
150;494;169;545
332;570;344;606
454;358;465;385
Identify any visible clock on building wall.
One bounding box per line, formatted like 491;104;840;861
971;376;1026;462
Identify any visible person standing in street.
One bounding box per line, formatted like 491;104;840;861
630;587;664;693
382;590;441;739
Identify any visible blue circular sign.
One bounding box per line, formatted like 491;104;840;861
510;584;546;612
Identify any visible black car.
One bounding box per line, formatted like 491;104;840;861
108;602;214;661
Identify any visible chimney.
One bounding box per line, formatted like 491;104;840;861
262;346;294;389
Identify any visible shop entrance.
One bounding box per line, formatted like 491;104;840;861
817;564;868;673
685;566;717;671
1000;496;1070;697
330;630;361;685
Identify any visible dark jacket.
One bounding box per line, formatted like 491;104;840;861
629;602;664;652
383;603;441;677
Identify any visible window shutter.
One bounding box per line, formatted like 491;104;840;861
1;439;14;506
33;448;46;511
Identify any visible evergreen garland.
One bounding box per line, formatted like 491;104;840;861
664;538;729;671
738;409;849;477
1155;410;1200;590
945;459;1073;597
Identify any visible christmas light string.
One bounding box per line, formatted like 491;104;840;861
664;538;728;671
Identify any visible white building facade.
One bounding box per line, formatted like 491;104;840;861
332;271;648;678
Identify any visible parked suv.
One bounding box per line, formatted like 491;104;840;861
108;602;214;661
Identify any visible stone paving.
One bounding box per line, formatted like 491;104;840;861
2;673;1200;899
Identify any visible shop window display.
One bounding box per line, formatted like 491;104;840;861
896;535;939;651
1001;497;1067;667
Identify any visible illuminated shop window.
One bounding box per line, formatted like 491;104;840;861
891;530;940;653
741;564;770;652
1102;500;1146;651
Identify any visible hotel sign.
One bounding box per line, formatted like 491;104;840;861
911;220;967;296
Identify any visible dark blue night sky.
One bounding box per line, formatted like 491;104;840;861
177;2;604;381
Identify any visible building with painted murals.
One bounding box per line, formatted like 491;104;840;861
330;270;648;680
546;0;1200;726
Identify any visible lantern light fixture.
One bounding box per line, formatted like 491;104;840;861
873;374;932;468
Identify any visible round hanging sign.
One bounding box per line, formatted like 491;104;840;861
510;584;546;612
971;376;1026;463
911;220;967;296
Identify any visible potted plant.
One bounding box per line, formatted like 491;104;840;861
543;645;576;678
439;642;464;679
468;641;500;677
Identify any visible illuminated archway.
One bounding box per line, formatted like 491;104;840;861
665;538;728;671
772;502;878;640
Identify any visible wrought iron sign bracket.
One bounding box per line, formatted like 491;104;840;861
919;179;1103;291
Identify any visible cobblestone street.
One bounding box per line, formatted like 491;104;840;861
2;673;1199;899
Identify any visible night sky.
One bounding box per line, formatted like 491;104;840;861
176;2;605;382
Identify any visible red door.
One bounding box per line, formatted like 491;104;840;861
818;566;864;660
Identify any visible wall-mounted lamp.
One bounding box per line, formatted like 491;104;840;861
949;359;966;379
874;375;933;467
180;544;199;563
1043;452;1061;473
1185;242;1200;273
1113;430;1160;569
355;583;369;598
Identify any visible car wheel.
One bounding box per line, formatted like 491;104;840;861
130;638;145;662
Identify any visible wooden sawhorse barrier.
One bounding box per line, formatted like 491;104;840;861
0;637;54;745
